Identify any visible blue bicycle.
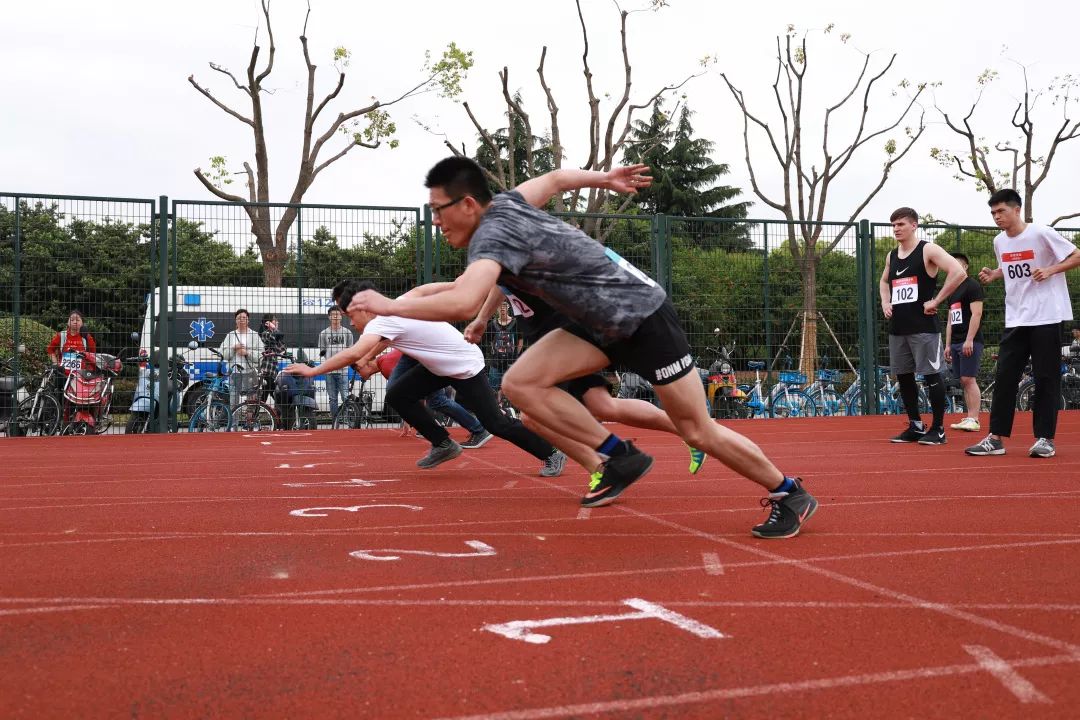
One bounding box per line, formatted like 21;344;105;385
187;346;233;432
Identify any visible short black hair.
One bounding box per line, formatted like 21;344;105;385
331;279;378;312
425;156;493;205
261;313;277;325
234;308;249;319
988;188;1022;208
951;252;970;265
68;309;85;320
327;306;342;316
889;207;918;223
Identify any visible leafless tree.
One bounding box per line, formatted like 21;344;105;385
442;0;699;238
721;25;926;374
931;61;1080;226
189;0;471;286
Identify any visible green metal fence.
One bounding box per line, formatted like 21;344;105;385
3;190;1079;436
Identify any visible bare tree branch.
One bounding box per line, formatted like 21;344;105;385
188;75;255;127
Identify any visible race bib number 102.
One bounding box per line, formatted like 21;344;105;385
891;276;918;305
949;302;963;325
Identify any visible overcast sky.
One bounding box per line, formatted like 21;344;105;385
3;0;1079;227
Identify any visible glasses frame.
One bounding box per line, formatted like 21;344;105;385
430;195;467;217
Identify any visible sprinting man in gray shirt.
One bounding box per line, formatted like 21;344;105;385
346;157;816;539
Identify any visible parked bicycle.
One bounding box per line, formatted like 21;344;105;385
187;344;233;433
805;366;845;416
332;373;375;429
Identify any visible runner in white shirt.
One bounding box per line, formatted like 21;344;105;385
283;280;566;475
965;189;1080;458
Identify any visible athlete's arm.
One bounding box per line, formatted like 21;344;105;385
514;165;652;208
965;300;983;356
879;257;893;318
348;259;503;322
978;266;1003;284
465;287;504;344
400;282;458;299
1034;248;1080;282
923;245;966;315
283;333;384;377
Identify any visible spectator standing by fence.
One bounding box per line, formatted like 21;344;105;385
220;308;263;409
318;308;354;419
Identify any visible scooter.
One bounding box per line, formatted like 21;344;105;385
125;344;190;433
269;350;318;430
60;351;122;435
0;346;31;436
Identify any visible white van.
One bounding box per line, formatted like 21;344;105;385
138;285;389;418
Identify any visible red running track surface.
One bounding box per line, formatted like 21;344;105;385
2;413;1079;719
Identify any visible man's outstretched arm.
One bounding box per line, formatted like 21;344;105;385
348;259;504;322
514;164;652;209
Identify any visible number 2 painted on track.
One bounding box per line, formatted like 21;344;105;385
349;540;496;562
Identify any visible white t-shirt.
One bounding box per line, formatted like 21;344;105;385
995;224;1077;327
364;315;484;380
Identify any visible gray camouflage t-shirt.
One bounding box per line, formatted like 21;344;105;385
468;191;666;343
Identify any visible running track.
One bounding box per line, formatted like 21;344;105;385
2;413;1078;719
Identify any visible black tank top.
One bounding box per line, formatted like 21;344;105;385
888;241;939;335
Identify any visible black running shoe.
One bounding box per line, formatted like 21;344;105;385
580;441;653;508
751;478;818;539
891;421;926;443
917;426;946;445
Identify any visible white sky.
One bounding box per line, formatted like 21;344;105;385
3;0;1079;226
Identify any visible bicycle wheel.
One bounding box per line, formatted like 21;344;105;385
332;398;361;429
189;400;232;432
125;411;151;434
231;401;277;432
846;389;864;416
17;394;61;436
1016;380;1065;412
770;389;818;418
818;390;843;416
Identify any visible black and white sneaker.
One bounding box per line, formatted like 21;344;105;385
416;439;463;469
581;441;653;507
965;434;1006;456
461;429;493;449
751;478;818;539
917;426;946;445
891;421;926;443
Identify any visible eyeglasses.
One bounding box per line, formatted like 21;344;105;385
430;195;467;218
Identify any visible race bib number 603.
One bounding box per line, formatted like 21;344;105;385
891;276;918;305
1001;249;1035;280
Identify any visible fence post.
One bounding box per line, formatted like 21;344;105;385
763;221;771;364
296;208;304;351
423;205;435;284
12;197;22;404
155;196;171;433
858;219;877;414
653;214;671;294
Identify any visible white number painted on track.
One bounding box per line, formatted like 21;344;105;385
483;598;726;645
282;478;399;488
244;432;312;438
349;540;496;562
266;450;342;456
290;504;423;517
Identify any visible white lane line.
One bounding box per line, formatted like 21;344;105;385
503;481;518;489
426;653;1079;720
702;552;724;575
576;508;591;521
964;645;1053;704
0;604;109;617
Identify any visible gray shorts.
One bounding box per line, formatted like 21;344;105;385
890;333;945;376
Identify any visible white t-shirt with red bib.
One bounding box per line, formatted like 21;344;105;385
364;315;484;380
994;224;1077;328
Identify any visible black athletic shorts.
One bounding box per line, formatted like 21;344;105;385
567;298;694;386
559;373;612;402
